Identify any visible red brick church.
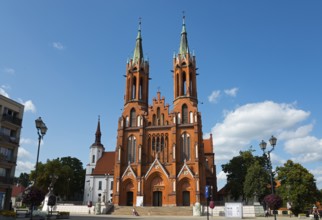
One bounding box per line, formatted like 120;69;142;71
112;17;217;207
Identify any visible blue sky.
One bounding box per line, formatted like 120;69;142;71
1;1;322;190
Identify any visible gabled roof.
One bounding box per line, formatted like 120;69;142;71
92;151;115;175
177;160;194;178
203;133;213;153
145;157;169;179
121;163;137;179
12;185;25;197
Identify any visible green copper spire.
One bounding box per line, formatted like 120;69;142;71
179;15;189;55
132;18;144;64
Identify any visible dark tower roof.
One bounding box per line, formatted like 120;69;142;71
179;16;190;55
132;19;144;64
92;116;104;148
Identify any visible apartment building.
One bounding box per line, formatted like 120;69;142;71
0;95;24;210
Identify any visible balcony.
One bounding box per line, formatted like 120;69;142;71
1;114;22;126
0;131;20;144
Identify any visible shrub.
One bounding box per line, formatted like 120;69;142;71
22;186;45;207
0;210;16;217
264;194;283;210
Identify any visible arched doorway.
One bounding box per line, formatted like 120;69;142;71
126;191;133;206
125;181;134;206
153;191;162;206
182;191;190;206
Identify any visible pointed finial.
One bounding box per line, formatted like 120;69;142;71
139;17;142;31
98;115;100;121
182;11;186;25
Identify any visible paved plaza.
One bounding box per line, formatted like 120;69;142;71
46;214;296;220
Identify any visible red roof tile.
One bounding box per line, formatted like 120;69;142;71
92;151;115;175
12;185;25;197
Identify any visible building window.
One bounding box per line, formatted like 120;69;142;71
130;108;136;127
182;72;187;96
98;181;102;190
127;136;136;163
181;132;190;161
182;104;188;124
0;168;6;177
157;107;161;125
92;155;95;163
110;181;114;190
139;78;143;100
132;76;137;99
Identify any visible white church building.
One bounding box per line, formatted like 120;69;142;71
83;119;115;205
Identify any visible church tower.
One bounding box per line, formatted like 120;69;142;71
113;18;215;207
84;118;105;203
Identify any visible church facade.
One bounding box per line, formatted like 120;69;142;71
112;18;217;207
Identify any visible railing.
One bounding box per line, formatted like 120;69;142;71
1;114;22;126
0;131;20;144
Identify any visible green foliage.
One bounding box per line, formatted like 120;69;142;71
264;194;283;210
15;172;30;187
244;160;271;203
29;156;85;200
0;210;16;217
276;160;319;216
22;186;45;207
222;148;269;201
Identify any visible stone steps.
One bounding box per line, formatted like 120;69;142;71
112;206;193;216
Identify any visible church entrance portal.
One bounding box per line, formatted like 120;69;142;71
126;191;133;206
153;191;162;206
182;191;190;206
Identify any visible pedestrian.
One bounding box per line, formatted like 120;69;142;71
132;207;139;216
312;206;320;220
265;209;269;217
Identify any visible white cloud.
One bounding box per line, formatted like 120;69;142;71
208;90;221;103
224;87;238;97
4;68;15;75
18;99;36;113
209;100;322;189
217;171;227;180
23;100;36;113
0;87;9;97
52;42;65;50
17;147;33;160
20;138;34;145
211;101;311;162
15;160;34;175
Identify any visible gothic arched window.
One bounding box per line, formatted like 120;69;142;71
182;104;188;124
157;107;161;125
132;76;137;100
181;132;190;161
130;108;136;127
182;72;187;96
127;135;136;163
139;78;143;100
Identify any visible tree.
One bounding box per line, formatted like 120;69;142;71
244;160;271;204
22;186;45;207
60;157;85;200
276;160;319;216
222;148;268;201
16;173;30;187
29;157;85;201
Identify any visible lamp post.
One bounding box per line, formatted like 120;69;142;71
260;135;277;220
259;135;277;194
35;117;48;186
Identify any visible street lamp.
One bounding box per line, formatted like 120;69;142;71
260;136;277;220
259;135;277;194
35;117;47;186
